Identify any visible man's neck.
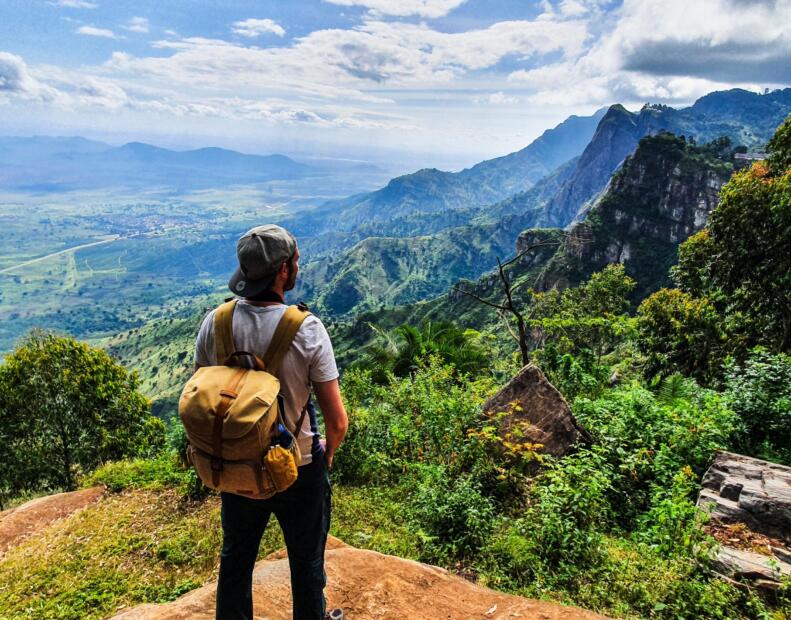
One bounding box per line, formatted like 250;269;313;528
245;286;286;306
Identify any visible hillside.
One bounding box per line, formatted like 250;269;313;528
328;132;739;360
285;109;606;238
536;88;791;228
294;158;578;317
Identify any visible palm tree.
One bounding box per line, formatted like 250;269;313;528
365;320;489;382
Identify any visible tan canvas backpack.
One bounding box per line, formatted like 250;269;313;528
178;299;311;499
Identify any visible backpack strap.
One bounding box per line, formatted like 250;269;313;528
264;305;311;375
214;299;238;366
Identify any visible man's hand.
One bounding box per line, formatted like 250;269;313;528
314;379;348;469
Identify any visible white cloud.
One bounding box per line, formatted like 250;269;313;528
322;0;467;18
231;18;285;38
512;0;791;106
488;91;519;105
53;0;97;8
124;17;149;34
76;25;117;38
0;52;59;103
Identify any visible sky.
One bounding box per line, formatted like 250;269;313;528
0;0;789;168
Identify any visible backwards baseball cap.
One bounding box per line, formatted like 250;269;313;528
228;224;297;297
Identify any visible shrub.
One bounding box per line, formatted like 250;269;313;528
573;381;737;528
724;348;791;465
409;465;495;562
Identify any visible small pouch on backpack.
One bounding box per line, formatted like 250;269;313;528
264;443;300;491
263;405;305;492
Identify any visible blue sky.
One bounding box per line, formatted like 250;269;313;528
1;0;789;168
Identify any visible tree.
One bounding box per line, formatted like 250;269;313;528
644;115;791;381
529;264;636;362
0;331;162;498
365;321;489;382
636;288;726;383
453;235;564;365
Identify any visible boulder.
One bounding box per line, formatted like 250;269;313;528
709;546;791;593
111;540;613;619
698;451;791;543
482;364;592;459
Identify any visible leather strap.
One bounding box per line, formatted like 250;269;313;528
214;299;238;366
263;305;311;375
210;367;246;486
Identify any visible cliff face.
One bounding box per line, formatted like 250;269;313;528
537;133;733;300
537;88;791;229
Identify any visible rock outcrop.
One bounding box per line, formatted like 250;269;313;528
112;537;612;620
536;132;732;301
698;451;791;591
482;363;591;458
0;486;105;556
698;451;791;543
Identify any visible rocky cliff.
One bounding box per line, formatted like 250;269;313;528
536;132;733;300
537;88;791;229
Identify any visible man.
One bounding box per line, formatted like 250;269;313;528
193;224;348;620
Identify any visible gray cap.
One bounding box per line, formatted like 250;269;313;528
228;224;297;297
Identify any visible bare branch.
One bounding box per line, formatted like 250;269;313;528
497;309;521;343
452;285;508;311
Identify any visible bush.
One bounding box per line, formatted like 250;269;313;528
409;465;495;562
334;359;496;485
572;380;737;528
725;348;791;465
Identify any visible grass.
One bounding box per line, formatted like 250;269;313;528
0;478;417;620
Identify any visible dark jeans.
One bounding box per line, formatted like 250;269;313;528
215;455;331;620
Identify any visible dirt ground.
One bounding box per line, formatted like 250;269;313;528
0;486;105;556
113;537;612;620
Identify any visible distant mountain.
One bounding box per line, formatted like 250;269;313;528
288;108;607;236
537;88;791;228
536;132;734;300
294;158;579;316
326;131;744;365
0;138;313;191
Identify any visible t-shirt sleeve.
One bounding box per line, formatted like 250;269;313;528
302;316;339;383
194;310;217;366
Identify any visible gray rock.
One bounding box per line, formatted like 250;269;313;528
710;546;791;590
698;451;791;543
482;364;592;459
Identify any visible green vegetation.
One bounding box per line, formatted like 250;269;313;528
638;115;791;385
0;331;163;506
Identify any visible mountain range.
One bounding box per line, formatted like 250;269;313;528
0;137;314;192
97;87;791;414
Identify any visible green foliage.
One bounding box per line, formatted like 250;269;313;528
636;288;727;383
84;418;207;499
724;348;791;465
0;330;161;500
536;346;611;401
362;320;490;383
666;117;791;365
767;113;791;175
635;468;714;558
530;264;636;361
573;380;737;529
410;465;495;562
334;359;496;485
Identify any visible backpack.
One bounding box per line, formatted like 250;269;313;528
178;299;311;499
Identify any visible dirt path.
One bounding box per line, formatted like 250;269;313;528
113;537;612;620
0;486;105;555
0;236;121;274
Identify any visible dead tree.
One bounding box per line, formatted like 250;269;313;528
452;238;564;366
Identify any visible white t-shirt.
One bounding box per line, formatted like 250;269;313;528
193;300;339;465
